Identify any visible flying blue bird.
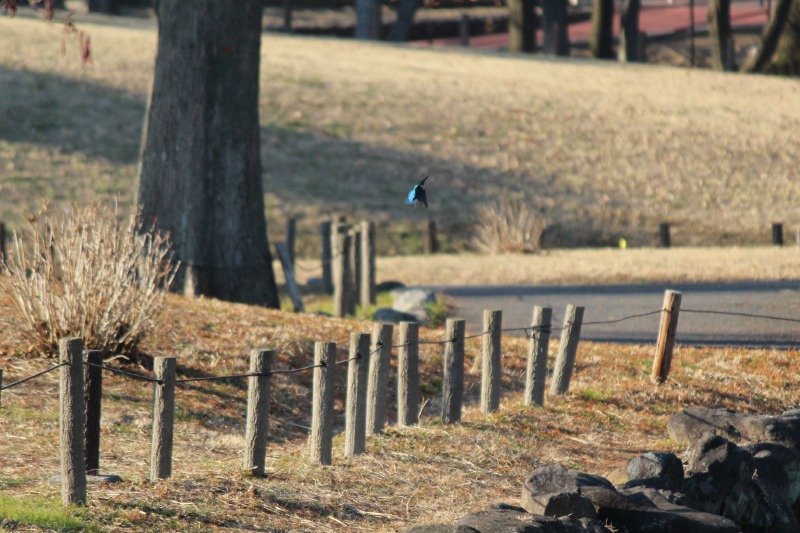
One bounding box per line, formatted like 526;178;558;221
406;176;429;209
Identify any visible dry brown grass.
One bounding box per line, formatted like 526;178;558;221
1;283;799;531
1;15;799;253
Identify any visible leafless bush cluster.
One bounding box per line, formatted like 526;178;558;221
472;200;548;254
1;202;177;356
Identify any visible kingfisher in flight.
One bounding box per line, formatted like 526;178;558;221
406;176;429;209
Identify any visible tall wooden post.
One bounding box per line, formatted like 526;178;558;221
350;227;362;312
84;350;103;476
366;323;393;436
772;223;784;246
286;217;296;266
310;342;336;465
442;318;466;424
397;322;420;427
360;220;376;307
59;337;86;505
659;223;671;248
333;226;353;317
652;290;682;383
345;333;370;457
425;220;439;254
243;349;272;476
320;220;333;294
525;307;552;406
0;221;6;264
150;357;176;481
549;305;584;395
508;0;537;52
0;369;3;407
481;310;502;413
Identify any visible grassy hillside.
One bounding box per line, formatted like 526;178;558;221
1;15;799;255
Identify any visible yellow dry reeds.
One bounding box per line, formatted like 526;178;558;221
472;200;548;254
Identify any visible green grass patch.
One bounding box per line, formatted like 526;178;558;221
0;494;90;531
579;388;609;402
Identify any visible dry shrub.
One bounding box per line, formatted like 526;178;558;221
1;202;177;357
472;200;548;254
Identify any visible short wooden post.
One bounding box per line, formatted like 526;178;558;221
360;220;376;307
59;337;86;505
366;323;392;436
549;305;584;395
320;220;333;294
243;349;272;476
397;322;420;427
345;333;370;457
310;342;336;465
0;368;3;408
332;227;353;317
459;14;470;46
442;318;466;424
350;228;362;313
652;290;682;384
150;357;176;481
659;223;671;248
283;0;293;32
481;310;502;413
0;221;6;264
772;223;784;246
276;242;305;312
525;307;552;407
425;220;439;254
286;217;296;266
84;350;103;476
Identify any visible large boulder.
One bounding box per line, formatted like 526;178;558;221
373;308;421;324
455;503;611;533
392;288;436;322
668;408;800;449
621;451;684;492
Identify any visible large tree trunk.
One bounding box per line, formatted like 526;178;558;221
388;0;419;41
618;0;641;61
508;0;537;53
708;0;734;70
541;0;570;55
356;0;382;39
590;0;614;58
137;0;280;308
742;0;794;72
768;0;800;74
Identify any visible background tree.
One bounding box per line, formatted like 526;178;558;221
767;0;800;74
356;0;382;39
589;0;614;58
742;0;794;72
388;0;419;41
508;0;537;53
708;0;734;70
541;0;569;55
618;0;640;61
87;0;119;15
137;0;280;308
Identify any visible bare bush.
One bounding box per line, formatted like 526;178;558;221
473;200;548;254
1;202;177;357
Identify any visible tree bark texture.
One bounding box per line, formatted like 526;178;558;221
590;0;615;59
508;0;537;53
388;0;420;41
619;0;641;61
356;0;382;39
541;0;570;55
742;0;794;72
708;0;734;70
769;0;800;74
137;0;279;307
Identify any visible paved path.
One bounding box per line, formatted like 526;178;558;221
418;2;770;49
423;281;800;347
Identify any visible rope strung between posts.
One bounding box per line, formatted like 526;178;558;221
682;308;800;324
0;362;68;391
334;341;384;366
581;310;663;326
86;362;164;384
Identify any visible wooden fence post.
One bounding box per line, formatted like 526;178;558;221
84;350;103;476
772;223;784;246
652;290;682;384
366;323;392;436
397;322;420;427
150;357;176;481
333;226;353;317
360;220;376;307
310;342;336;465
0;368;3;408
345;333;370;457
243;349;272;476
351;228;362;313
459;14;470;46
525;307;552;407
320;220;333;294
60;337;86;505
425;220;439;254
442;318;466;424
549;305;584;395
481;310;502;413
659;223;671;248
0;221;6;264
286;218;296;266
276;242;305;312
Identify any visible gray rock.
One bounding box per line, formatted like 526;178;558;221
521;491;597;520
377;280;405;293
743;441;800;505
373;308;420;324
456;505;610;533
49;474;123;485
402;525;452;533
668;407;800;449
392;288;436;319
625;451;684;491
522;464;616;498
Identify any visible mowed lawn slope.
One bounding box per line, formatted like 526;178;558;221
1;15;799;251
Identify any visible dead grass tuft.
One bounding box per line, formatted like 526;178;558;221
473;200;548;254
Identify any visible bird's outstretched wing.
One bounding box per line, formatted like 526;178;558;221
406;176;430;208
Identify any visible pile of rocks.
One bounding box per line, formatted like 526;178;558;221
405;408;800;532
